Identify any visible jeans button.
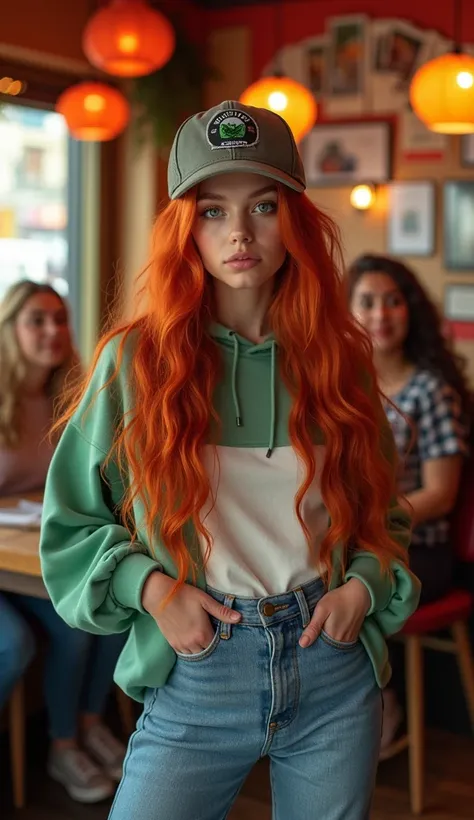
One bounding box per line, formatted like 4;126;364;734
263;603;275;616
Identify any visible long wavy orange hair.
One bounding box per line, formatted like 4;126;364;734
60;185;407;590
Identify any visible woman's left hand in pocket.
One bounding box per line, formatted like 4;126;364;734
299;578;371;648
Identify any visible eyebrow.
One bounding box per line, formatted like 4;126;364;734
358;288;400;296
27;307;66;316
197;184;277;202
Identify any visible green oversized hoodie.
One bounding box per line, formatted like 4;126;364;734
40;326;420;701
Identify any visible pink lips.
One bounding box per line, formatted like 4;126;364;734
224;252;261;271
372;328;393;341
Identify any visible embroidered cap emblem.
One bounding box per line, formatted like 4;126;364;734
206;109;259;150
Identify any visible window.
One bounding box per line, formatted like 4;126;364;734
0;102;76;301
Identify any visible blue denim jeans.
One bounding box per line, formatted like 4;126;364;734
0;593;127;739
110;578;382;820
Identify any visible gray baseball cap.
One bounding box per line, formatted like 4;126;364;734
168;100;306;200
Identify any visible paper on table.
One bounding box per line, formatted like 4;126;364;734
0;499;43;527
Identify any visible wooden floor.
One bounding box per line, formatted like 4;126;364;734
1;727;473;819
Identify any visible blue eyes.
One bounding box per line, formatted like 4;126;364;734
203;207;222;219
201;201;277;219
253;201;276;214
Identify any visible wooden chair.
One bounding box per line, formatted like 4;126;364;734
8;679;26;809
7;681;136;809
388;460;474;814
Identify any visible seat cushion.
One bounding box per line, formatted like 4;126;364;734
401;588;473;634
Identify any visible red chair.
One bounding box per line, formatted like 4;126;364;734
388;460;474;814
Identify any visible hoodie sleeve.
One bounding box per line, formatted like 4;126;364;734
344;388;421;636
40;338;162;635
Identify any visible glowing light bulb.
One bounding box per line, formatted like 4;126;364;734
268;91;288;112
118;33;138;54
350;184;375;211
457;71;474;89
84;94;106;113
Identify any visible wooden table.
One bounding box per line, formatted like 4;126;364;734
0;494;47;598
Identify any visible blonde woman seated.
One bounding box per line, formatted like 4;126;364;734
0;281;127;803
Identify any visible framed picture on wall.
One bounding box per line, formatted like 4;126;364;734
327;16;368;97
444;284;474;341
305;37;328;98
387;181;435;256
444;181;474;270
303;121;391;187
324;15;370;116
445;284;474;322
460;135;474;167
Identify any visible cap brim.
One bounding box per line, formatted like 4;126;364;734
170;159;306;200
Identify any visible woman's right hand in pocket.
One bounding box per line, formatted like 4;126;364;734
141;571;241;654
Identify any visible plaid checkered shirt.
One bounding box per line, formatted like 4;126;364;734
384;370;469;548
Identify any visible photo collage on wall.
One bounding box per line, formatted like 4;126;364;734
263;12;474;332
271;16;461;118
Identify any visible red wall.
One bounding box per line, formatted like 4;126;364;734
0;0;91;62
0;0;203;63
203;0;474;81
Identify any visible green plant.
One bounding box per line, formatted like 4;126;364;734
130;24;220;153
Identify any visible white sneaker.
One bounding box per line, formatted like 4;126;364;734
48;747;114;803
83;723;127;783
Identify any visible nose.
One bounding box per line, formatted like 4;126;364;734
44;318;60;337
372;302;390;321
228;213;253;245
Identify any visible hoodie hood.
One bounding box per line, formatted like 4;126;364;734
210;322;277;457
210;322;275;353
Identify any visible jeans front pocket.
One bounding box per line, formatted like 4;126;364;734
175;625;221;663
319;629;360;652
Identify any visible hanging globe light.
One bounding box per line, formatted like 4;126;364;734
82;0;175;78
240;76;317;143
56;82;130;142
410;52;474;134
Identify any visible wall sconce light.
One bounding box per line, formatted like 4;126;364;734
350;183;376;211
0;76;26;96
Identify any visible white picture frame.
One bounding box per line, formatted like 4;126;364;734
445;284;474;321
387;181;435;256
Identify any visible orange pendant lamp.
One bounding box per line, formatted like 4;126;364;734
410;52;474;134
409;1;474;134
240;75;317;144
56;82;130;141
239;1;316;143
82;0;175;78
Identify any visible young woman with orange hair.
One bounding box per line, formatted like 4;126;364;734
40;101;420;820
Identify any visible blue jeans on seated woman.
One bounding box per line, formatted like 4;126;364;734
0;592;127;739
109;578;382;820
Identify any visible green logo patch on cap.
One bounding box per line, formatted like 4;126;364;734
207;109;259;150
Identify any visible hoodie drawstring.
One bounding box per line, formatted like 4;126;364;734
231;333;242;427
230;333;276;458
266;341;276;459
